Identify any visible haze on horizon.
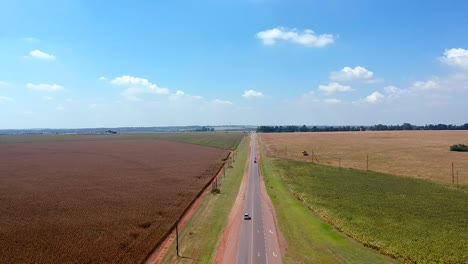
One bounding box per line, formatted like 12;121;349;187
1;0;467;129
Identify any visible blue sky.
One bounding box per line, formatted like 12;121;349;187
1;0;467;128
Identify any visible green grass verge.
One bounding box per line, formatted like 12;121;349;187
260;155;397;263
267;157;468;263
0;132;245;150
160;135;250;263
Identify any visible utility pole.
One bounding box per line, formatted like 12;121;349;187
176;218;180;257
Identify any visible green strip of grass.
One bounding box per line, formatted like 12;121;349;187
267;157;468;263
160;135;250;263
148;132;245;150
0;132;245;150
260;154;397;263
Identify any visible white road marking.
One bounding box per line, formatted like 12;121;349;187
273;252;277;257
269;229;273;234
258;252;260;257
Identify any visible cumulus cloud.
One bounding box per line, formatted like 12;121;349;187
318;82;353;94
440;48;468;70
98;76;107;81
0;96;13;103
411;79;440;91
256;27;335;47
27;83;63;91
330;66;375;82
111;75;169;101
170;90;202;100
29;49;55;60
384;85;399;94
242;90;264;98
213;99;233;105
365;91;385;104
324;98;341;104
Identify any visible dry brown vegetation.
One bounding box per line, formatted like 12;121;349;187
262;130;468;184
0;139;228;263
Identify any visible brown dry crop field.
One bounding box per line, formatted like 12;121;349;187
261;131;468;184
0;139;228;263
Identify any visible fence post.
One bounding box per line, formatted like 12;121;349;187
452;162;454;184
366;154;369;171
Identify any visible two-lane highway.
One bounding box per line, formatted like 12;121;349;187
236;133;281;264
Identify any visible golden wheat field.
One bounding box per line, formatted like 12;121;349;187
261;131;468;184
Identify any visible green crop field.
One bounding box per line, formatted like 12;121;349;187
0;132;245;150
268;158;468;263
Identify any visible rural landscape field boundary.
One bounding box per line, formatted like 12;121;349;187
0;133;244;264
261;131;468;184
145;151;233;263
258;133;468;263
257;135;397;263
159;135;250;263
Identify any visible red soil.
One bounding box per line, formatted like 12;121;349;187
0;139;228;264
214;139;251;263
145;151;232;264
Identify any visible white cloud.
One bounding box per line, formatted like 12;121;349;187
256;27;335;47
318;82;353;94
0;81;9;87
383;85;409;100
98;76;107;81
0;96;13;103
170;90;202;100
440;48;468;70
213;99;233;105
384;85;399;94
242;89;264;98
43;96;54;101
411;79;440;91
324;98;341;104
365;91;384;104
27;83;64;91
111;75;169;101
330;66;375;82
29;49;55;60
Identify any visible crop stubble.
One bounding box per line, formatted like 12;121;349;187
262;130;468;184
0;139;229;263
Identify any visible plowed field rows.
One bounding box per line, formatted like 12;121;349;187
0;139;229;263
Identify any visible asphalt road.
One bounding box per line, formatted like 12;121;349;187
236;133;281;264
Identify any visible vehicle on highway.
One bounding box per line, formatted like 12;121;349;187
254;158;257;163
244;213;251;220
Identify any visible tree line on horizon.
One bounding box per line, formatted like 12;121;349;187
256;123;468;133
